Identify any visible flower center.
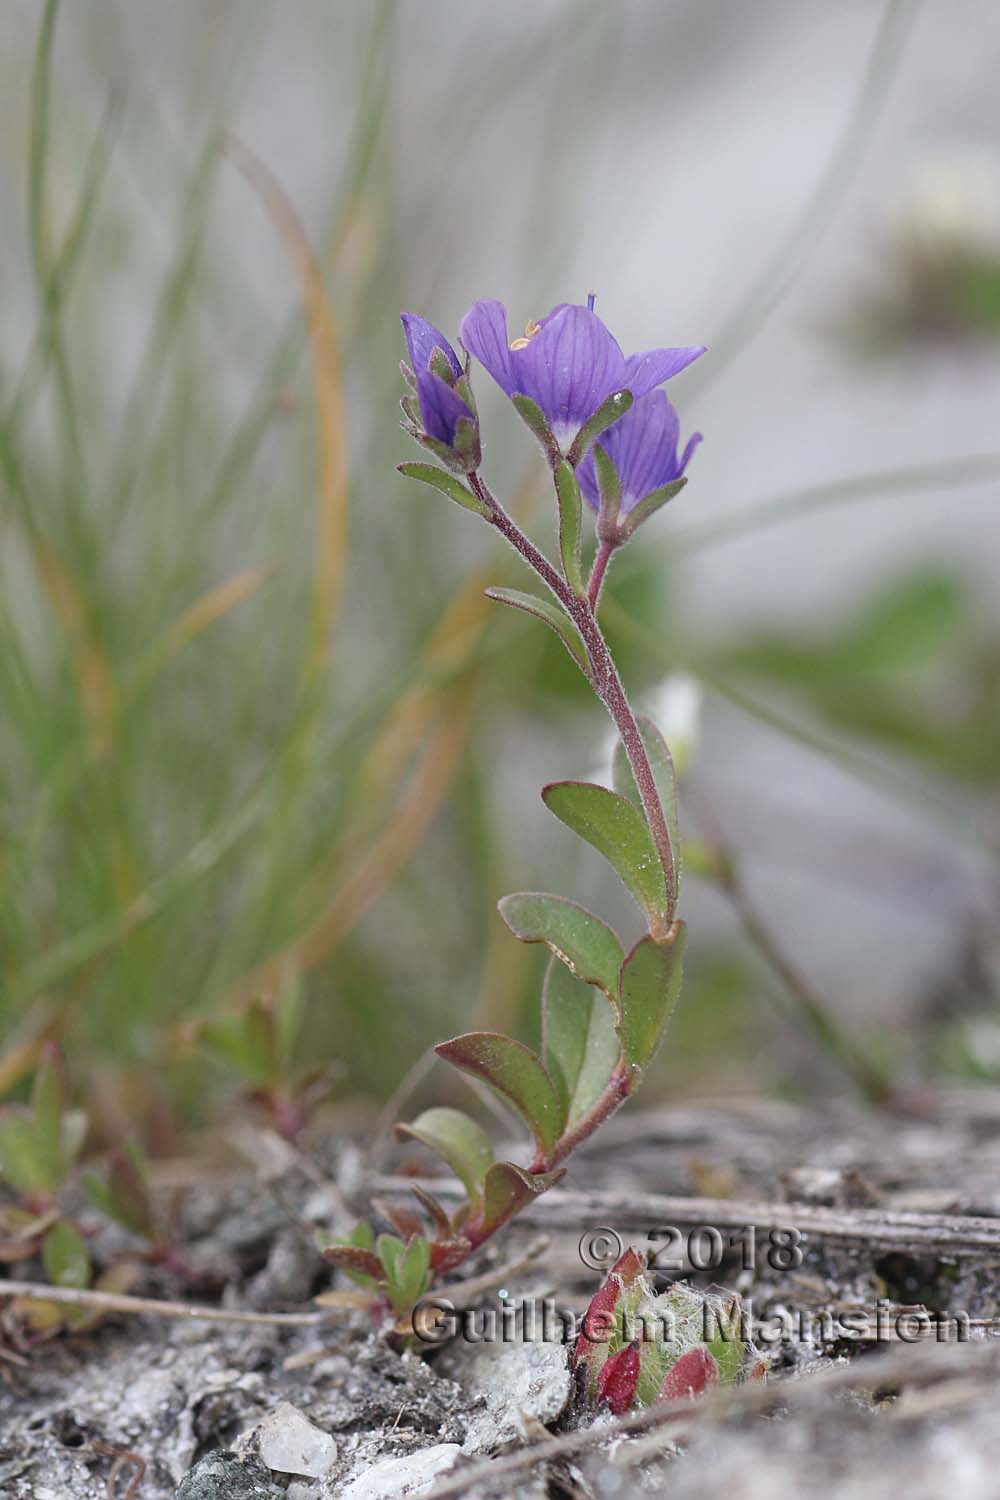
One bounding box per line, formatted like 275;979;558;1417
509;319;541;351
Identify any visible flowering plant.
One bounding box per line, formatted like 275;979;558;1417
327;297;704;1326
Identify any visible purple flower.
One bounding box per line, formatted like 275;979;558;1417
459;298;704;453
400;312;479;470
577;389;701;515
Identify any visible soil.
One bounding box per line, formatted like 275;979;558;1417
2;1090;1000;1498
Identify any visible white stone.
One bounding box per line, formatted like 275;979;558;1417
441;1333;572;1453
338;1443;463;1498
252;1401;338;1478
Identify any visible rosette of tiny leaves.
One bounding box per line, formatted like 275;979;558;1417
571;1249;766;1412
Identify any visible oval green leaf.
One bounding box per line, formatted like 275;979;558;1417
617;923;687;1071
485;587;591;680
541;780;668;924
478;1161;566;1237
435;1032;562;1157
397;462;488;515
42;1220;90;1290
542;958;621;1131
612;715;682;904
498;891;624;1002
394;1106;494;1208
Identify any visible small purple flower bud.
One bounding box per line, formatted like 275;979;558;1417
400;313;480;473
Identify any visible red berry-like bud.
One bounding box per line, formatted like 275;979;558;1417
597;1342;641;1414
658;1346;719;1402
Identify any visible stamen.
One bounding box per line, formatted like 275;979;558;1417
510;318;542;351
587;292;596;312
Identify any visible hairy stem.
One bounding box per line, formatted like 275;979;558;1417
587;537;615;608
470;472;676;932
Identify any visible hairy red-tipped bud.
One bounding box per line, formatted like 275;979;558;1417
572;1247;647;1367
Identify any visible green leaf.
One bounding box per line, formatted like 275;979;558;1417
395;1236;432;1310
566;389;633;468
612;714;682;899
31;1049;66;1188
541;780;668;924
394;1106;494;1208
511;393;560;467
201;1005;274;1086
542;958;621;1130
60;1110;88;1168
498;891;624;1002
485;587;590;680
82;1147;154;1239
617;924;687;1071
478;1161;565;1236
397;462;488;515
591;442;621;539
621;477;687;537
555;461;585;595
376;1232;404;1284
108;1147;154;1238
42;1220;90;1289
274;971;305;1077
376;1233;431;1313
0;1110;59;1196
435;1032;562;1156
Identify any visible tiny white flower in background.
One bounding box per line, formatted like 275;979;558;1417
585;671;703;786
648;671;703;776
898;143;1000;260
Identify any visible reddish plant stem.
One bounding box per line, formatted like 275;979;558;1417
530;1062;633;1175
469;472;676;933
587;538;615;608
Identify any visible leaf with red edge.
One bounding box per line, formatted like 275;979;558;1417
394;1106;494;1208
372;1197;426;1241
658;1347;719;1401
597;1343;641;1414
476;1161;564;1238
434;1033;562;1157
541;780;668;925
410;1185;452;1237
573;1247;648;1396
322;1244;383;1281
498;891;624;1002
429;1236;472;1273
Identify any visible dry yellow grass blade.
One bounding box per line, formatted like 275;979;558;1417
134;564;275;685
0;1000;59;1096
30;535;118;758
224;134;349;678
222;690;472;1008
358;569;492;798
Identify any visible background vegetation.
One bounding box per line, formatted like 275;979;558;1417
1;0;998;1153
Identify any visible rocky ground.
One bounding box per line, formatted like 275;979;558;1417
3;1091;1000;1498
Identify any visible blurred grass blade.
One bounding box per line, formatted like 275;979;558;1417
225;133;350;678
133;565;276;687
